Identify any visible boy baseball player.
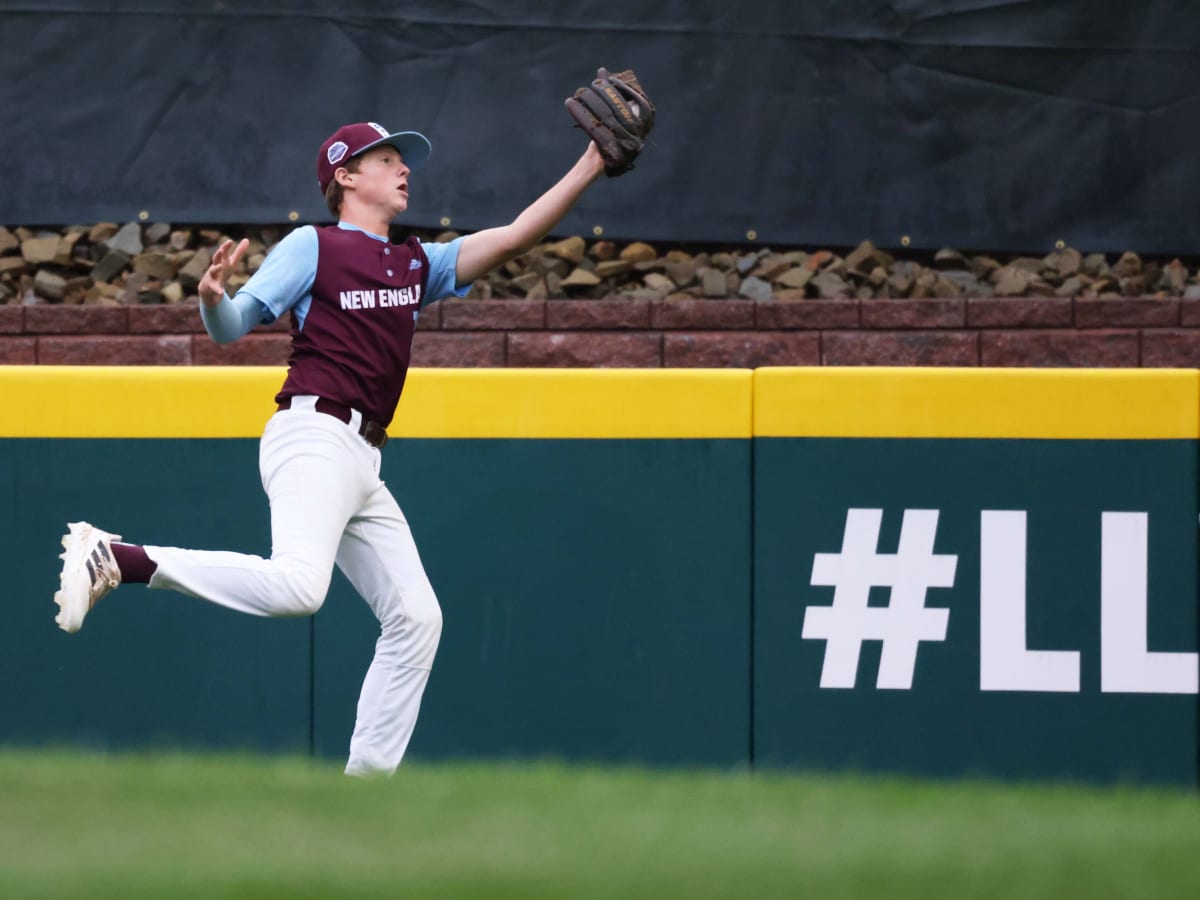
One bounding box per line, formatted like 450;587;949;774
54;71;653;776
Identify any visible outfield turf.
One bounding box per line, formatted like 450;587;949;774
0;750;1196;899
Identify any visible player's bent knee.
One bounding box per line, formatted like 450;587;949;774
289;591;326;617
380;588;442;664
412;600;443;665
419;597;443;633
413;593;442;635
277;567;331;617
381;586;441;631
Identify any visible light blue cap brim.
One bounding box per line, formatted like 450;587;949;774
355;130;432;171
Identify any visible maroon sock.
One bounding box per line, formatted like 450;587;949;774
110;542;158;584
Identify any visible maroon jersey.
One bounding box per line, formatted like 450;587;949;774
275;226;430;427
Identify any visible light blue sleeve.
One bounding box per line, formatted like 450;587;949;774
420;237;471;306
237;225;319;324
199;292;266;345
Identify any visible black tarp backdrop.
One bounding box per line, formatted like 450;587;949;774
2;1;1198;253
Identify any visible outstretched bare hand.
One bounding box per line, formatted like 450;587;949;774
198;238;250;307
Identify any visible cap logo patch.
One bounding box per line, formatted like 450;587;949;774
368;122;390;137
327;141;349;165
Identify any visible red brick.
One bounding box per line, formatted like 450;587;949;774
1141;330;1200;368
1181;298;1200;327
663;332;820;367
545;298;651;330
0;336;36;363
38;335;191;365
1074;297;1179;328
507;333;662;367
192;334;292;366
755;299;859;330
25;305;129;334
823;331;979;366
651;298;754;330
967;297;1072;328
411;333;506;366
0;306;21;333
440;299;544;331
860;298;965;329
415;300;442;330
980;330;1139;367
128;304;206;334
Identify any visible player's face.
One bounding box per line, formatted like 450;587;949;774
347;146;411;216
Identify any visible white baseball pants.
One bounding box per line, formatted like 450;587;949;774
144;395;442;776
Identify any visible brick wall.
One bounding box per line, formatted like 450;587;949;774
4;296;1200;367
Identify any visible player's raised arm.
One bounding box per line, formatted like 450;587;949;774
454;66;655;286
453;144;604;284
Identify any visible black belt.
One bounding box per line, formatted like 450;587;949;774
277;397;389;449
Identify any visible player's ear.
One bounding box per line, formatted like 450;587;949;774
334;167;356;188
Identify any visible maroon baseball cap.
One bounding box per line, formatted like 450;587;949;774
317;122;432;192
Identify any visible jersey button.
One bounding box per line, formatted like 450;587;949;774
384;248;390;255
386;269;394;277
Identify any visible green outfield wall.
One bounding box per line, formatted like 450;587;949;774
0;367;1195;785
754;369;1199;786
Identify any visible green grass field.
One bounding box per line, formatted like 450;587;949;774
0;750;1196;900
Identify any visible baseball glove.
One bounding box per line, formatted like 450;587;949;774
565;67;655;177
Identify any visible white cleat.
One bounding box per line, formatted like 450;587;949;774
54;521;122;633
